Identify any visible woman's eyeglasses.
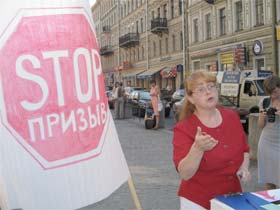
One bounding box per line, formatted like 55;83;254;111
192;83;217;95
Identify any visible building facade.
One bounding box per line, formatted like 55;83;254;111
276;0;280;74
92;0;280;90
92;0;186;90
188;0;278;74
92;0;119;87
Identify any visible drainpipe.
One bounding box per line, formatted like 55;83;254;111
182;0;186;84
272;0;279;75
145;0;149;88
145;0;149;73
117;0;121;81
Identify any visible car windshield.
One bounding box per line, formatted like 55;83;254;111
179;89;185;96
255;79;266;96
140;92;151;100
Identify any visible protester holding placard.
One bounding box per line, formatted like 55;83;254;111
172;70;251;210
257;75;280;190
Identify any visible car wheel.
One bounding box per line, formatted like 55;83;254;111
145;117;155;129
165;108;170;118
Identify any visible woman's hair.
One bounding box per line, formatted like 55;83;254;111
179;70;216;121
263;75;280;95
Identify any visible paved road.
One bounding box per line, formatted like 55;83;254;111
80;114;264;210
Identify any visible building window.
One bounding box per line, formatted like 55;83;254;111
193;18;199;43
193;61;200;70
171;0;174;19
255;58;265;70
152;11;155;20
142;46;145;59
205;64;211;71
136;20;139;33
121;7;123;18
153;41;156;57
163;4;167;18
165;37;168;54
157;7;160;18
180;32;183;50
205;13;211;40
235;1;243;31
219;7;226;36
255;0;264;25
172;34;176;52
179;0;182;15
140;18;144;33
159;39;162;56
221;63;234;71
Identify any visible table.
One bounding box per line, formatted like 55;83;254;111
210;189;280;210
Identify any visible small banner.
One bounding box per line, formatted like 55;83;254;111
0;0;130;209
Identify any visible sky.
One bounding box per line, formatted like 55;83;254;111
89;0;96;7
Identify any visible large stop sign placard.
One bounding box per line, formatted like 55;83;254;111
0;8;109;169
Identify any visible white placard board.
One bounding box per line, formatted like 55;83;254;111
0;1;130;209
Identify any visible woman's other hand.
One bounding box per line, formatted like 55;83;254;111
237;167;251;182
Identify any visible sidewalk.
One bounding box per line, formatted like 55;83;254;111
126;117;264;193
80;116;264;210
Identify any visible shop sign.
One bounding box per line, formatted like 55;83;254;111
176;64;183;72
277;27;280;41
234;47;246;64
123;61;131;70
221;53;234;64
221;71;241;97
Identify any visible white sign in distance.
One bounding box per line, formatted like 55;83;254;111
220;83;239;97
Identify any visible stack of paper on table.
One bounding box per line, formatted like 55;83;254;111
210;189;280;210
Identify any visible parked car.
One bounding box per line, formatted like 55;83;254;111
160;89;173;118
130;90;171;118
130;90;151;117
106;90;114;109
171;88;185;107
124;86;146;102
172;95;249;132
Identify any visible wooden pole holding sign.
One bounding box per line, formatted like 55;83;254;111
0;176;9;210
128;177;142;210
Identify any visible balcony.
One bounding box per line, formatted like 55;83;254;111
119;33;139;48
102;25;111;33
151;17;168;35
204;0;215;3
100;45;114;56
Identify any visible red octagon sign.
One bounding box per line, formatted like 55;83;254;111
0;8;109;169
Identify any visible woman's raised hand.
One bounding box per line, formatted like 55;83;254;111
193;127;218;152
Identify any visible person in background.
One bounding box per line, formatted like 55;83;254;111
172;70;250;210
117;82;125;119
150;80;160;130
166;83;172;92
124;80;132;100
112;82;119;119
257;75;280;190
